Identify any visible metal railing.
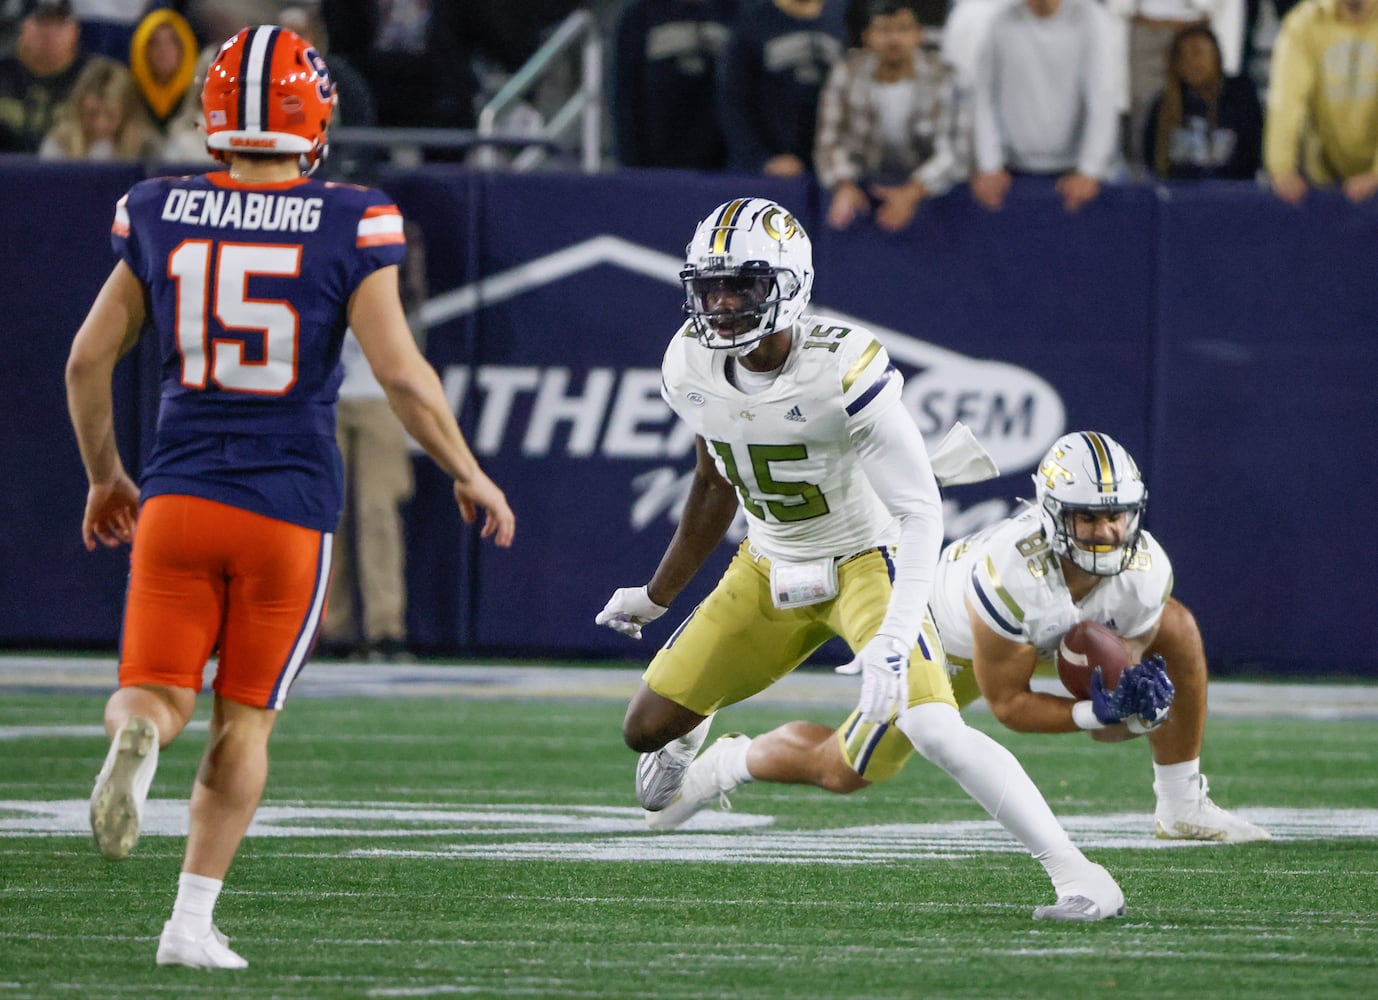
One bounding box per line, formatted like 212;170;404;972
324;11;602;174
474;9;603;173
328;127;570;171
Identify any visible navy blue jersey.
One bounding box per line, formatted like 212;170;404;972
112;171;407;530
716;0;847;173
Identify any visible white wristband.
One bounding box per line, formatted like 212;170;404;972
1126;714;1163;735
1072;700;1107;731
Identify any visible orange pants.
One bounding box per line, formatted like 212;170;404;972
119;494;332;709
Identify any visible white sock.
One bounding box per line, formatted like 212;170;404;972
1035;844;1094;889
1153;758;1202;802
169;872;223;936
897;703;1074;857
720;735;755;786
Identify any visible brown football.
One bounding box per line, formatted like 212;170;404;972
1057;621;1131;700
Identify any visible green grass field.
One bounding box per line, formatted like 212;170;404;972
3;665;1377;999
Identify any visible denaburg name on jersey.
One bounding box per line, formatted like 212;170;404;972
160;189;323;233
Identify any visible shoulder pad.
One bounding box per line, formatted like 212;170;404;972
802;324;898;419
661;321;698;384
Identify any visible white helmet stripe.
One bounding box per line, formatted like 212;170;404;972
241;26;279;133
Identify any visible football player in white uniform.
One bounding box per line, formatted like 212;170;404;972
929;431;1269;842
597;198;1127;921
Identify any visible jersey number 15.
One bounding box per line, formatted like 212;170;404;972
169;240;303;394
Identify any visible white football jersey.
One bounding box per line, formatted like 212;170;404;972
930;504;1174;662
660;313;903;563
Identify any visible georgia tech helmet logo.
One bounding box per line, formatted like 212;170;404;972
761;207;799;242
1038;447;1074;490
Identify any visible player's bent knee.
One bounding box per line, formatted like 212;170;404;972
623;726;662;754
1155;598;1208;679
898;702;971;772
622;714;693;754
805;732;870;794
623;687;705;753
824;763;870;795
1162;598;1202;643
108;684;196;745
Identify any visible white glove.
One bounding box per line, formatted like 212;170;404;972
595;585;668;640
836;634;912;723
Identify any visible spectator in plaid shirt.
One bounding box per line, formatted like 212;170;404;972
814;0;967;231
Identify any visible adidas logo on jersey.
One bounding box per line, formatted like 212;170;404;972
784;406;806;422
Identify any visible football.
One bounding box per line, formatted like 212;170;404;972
1057;621;1131;700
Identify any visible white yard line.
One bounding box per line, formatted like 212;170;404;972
1;653;1376;719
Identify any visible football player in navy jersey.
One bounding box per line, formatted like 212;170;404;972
65;25;515;970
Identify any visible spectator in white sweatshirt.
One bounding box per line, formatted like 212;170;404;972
969;0;1122;212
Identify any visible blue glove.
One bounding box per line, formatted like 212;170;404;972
1091;655;1176;727
1089;666;1135;726
1126;654;1175;731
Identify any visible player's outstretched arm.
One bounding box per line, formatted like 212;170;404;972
348;265;515;547
597;437;737;637
65;261;146;551
644;436;739;606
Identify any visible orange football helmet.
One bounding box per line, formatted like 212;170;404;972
202;25;336;171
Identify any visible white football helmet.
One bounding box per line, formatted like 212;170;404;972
680;197;814;355
1033;431;1147;576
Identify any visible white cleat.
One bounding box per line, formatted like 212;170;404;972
645;734;750;832
1032;894;1126;922
1154;774;1272;843
156;922;248;970
90;716;159;861
1035;862;1126;922
636;714;714;811
636;746;693;811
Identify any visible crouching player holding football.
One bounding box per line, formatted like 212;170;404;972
66;25;515;969
929;431;1267;843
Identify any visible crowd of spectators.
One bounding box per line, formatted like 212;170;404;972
2;0;1376;213
606;0;1378;213
0;0;585;165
